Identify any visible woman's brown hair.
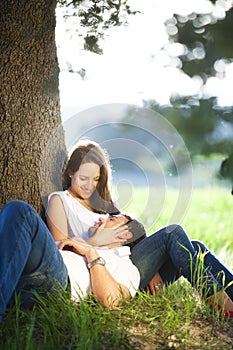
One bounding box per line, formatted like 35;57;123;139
62;139;120;214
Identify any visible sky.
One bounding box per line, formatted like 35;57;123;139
55;0;233;121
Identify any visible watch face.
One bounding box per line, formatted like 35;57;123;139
99;257;106;265
88;256;106;269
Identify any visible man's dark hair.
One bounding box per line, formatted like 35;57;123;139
123;214;146;248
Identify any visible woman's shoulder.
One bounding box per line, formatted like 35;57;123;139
48;190;68;200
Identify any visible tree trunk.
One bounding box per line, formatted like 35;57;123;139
0;0;67;214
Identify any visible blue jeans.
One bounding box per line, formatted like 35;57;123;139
0;200;68;323
130;224;233;299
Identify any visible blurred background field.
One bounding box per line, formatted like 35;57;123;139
116;185;232;270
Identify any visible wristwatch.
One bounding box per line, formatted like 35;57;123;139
87;256;106;269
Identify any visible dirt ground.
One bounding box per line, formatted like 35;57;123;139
128;318;233;349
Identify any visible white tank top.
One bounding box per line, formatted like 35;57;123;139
48;190;107;241
48;190;140;299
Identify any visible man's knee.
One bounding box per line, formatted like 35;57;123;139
2;200;31;214
1;201;37;224
192;240;207;252
164;224;184;235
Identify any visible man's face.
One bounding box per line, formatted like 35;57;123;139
88;215;129;237
103;215;129;227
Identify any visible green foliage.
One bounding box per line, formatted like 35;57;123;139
168;7;233;77
145;99;233;157
159;3;233;160
57;0;139;54
56;1;233;158
0;292;132;350
1;276;232;349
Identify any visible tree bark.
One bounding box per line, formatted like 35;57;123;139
0;0;67;214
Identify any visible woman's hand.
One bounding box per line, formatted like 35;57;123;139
145;272;164;296
87;219;133;247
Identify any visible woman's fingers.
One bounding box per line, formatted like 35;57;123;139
95;220;132;245
112;221;128;229
115;226;133;240
101;220;130;237
115;225;128;233
116;231;133;240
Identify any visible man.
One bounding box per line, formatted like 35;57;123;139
87;213;146;248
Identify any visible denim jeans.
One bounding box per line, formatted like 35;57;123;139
130;224;233;299
0;200;68;323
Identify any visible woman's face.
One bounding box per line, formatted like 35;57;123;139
70;162;100;199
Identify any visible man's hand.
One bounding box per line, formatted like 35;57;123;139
58;238;96;258
145;272;164;296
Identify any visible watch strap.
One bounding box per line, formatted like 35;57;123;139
87;256;106;269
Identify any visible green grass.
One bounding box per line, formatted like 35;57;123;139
0;187;233;349
120;186;232;268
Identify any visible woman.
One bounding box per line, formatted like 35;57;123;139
46;141;140;305
46;139;233;317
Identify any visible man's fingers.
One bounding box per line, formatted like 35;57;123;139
145;285;155;296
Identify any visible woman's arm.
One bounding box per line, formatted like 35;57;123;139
46;195;89;249
47;195;131;249
46;194;69;241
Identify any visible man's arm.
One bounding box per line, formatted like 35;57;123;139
60;239;132;307
85;246;131;307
